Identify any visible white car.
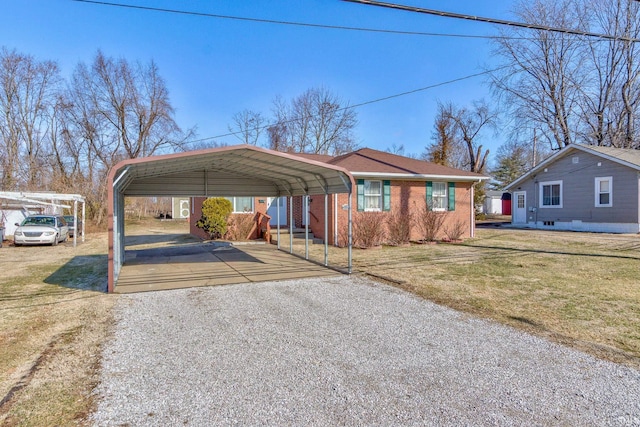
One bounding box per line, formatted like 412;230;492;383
14;215;69;246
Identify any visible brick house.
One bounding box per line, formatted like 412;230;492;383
190;148;487;244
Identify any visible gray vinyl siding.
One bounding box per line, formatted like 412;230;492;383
513;150;639;224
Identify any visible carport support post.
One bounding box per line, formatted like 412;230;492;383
324;193;328;266
348;190;353;274
276;197;281;250
289;196;293;254
81;201;86;242
73;200;78;247
304;195;309;260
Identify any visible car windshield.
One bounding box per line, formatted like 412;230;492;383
22;217;55;227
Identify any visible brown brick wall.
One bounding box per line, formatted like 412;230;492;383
191;182;475;244
305;180;475;245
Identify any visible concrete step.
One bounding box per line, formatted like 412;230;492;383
269;232;324;245
268;227;306;235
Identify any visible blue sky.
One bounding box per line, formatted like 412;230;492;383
1;0;515;162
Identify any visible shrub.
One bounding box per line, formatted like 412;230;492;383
195;197;233;239
353;211;386;248
414;201;447;242
337;224;350;248
225;213;256;241
386;210;413;246
444;218;466;242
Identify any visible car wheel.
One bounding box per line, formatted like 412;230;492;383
52;235;58;246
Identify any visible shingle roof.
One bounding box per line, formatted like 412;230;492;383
581;145;640;168
325;148;486;180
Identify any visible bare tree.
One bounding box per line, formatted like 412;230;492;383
424;100;495;173
493;0;640;150
70;51;188;162
446;100;496;173
229;109;264;145
492;0;585;150
63;51;191;223
0;48;60;190
268;87;358;155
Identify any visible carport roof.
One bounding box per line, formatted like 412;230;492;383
108;145;355;293
110;144;354;197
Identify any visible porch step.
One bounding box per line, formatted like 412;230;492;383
268;228;324;244
268;227;306;234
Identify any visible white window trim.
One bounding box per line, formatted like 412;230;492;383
539;180;563;208
364;180;382;212
432;181;447;212
227;197;254;214
595;176;613;208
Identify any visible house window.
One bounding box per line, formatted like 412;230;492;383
364;180;382;211
432;182;447;211
540;180;562;208
356;179;390;212
595;177;612;207
225;197;254;213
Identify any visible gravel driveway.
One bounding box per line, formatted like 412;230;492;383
92;275;640;426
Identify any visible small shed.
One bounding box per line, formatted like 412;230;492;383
501;192;512;215
483;191;504;215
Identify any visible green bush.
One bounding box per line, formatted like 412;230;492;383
195;197;233;239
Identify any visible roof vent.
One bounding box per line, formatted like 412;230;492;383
572;156;579;164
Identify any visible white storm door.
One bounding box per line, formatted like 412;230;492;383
513;191;527;224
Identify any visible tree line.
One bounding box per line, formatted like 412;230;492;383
0;48;192;223
424;0;640;191
3;0;639;223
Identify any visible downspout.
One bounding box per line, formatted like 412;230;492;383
334;193;338;246
470;181;476;238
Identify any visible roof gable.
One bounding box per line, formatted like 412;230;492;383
505;144;640;190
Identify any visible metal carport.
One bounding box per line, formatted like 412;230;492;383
107;145;355;293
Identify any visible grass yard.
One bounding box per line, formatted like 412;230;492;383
283;227;640;368
0;218;188;426
0;220;638;425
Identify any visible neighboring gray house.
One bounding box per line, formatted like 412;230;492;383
505;144;640;233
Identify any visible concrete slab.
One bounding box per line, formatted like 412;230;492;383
115;241;339;293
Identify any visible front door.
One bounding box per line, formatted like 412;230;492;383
513;191;527;224
266;197;287;226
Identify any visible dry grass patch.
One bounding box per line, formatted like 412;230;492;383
282;228;640;368
0;232;116;426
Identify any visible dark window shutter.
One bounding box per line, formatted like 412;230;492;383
448;182;456;211
383;180;391;211
357;179;364;211
426;181;433;210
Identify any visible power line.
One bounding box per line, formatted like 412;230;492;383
70;0;544;41
342;0;640;43
183;66;508;146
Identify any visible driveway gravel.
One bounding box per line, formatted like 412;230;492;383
92;275;640;426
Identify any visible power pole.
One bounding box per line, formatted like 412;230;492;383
532;129;538;167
